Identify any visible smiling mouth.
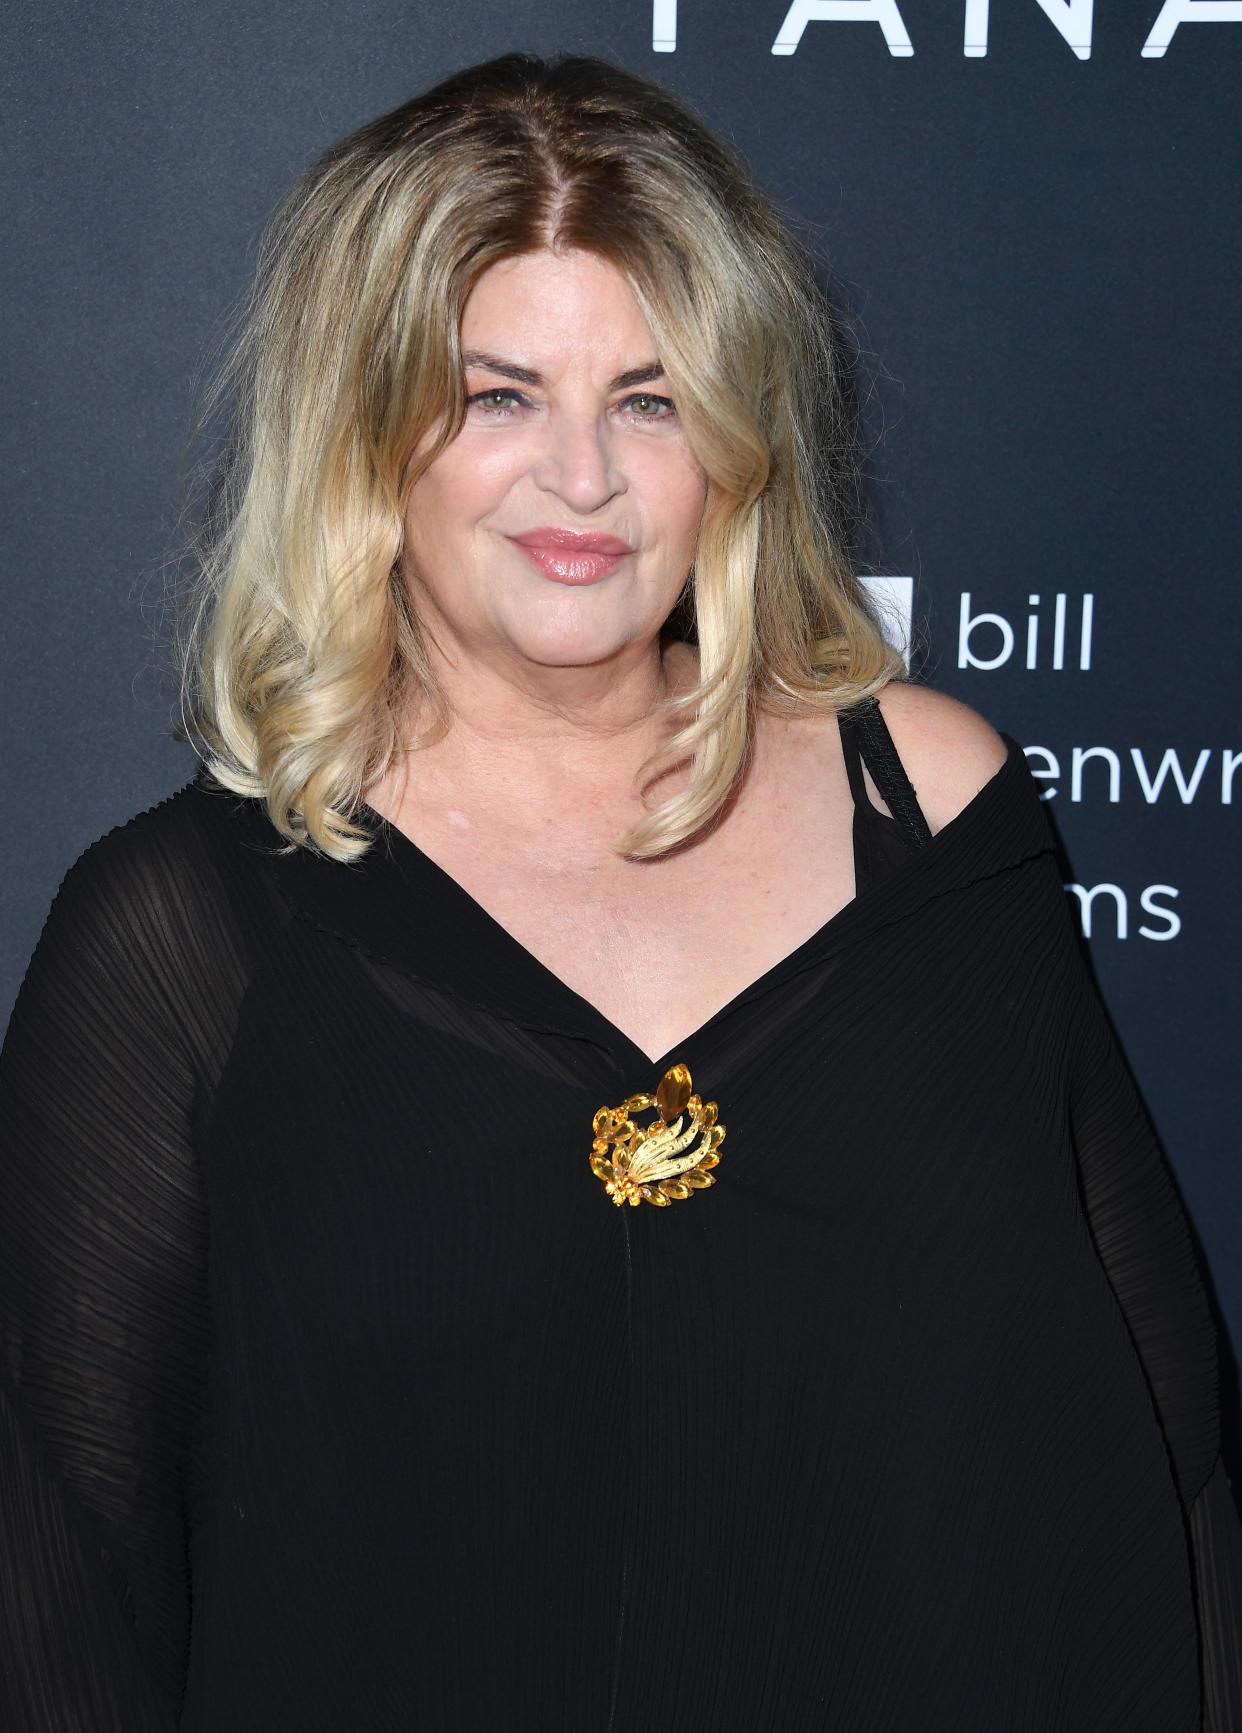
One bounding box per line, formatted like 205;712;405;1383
508;528;633;585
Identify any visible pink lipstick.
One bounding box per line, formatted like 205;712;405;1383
508;527;633;585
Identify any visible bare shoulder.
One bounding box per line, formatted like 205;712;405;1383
875;683;1010;834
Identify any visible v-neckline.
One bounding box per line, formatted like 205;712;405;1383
349;737;1029;1073
360;802;856;1071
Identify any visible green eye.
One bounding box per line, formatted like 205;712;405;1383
625;393;674;417
475;389;519;410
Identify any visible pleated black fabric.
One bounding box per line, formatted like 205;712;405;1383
2;730;1240;1731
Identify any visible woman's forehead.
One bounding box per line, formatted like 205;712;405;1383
460;251;661;380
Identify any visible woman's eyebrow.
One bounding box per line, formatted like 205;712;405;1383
461;351;542;386
610;363;666;390
460;352;666;392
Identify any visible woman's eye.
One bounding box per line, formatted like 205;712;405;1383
468;388;525;412
621;393;675;419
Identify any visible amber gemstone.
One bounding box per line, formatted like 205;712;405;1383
655;1063;693;1123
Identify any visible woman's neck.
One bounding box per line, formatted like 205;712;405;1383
370;639;699;822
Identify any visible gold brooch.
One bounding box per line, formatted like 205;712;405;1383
589;1063;724;1207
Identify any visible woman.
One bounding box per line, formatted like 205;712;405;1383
1;53;1238;1731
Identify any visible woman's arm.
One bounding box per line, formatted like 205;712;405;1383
884;683;1242;1715
1067;974;1242;1726
0;807;226;1728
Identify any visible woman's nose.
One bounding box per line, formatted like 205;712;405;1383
532;413;625;514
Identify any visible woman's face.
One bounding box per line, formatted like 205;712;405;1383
400;248;707;680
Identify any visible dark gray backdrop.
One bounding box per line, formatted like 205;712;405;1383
3;2;1239;1401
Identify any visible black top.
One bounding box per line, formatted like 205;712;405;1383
2;707;1240;1731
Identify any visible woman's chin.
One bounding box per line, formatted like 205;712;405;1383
502;632;646;673
489;604;662;674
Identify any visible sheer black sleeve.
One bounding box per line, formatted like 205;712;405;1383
0;796;245;1729
1068;950;1242;1727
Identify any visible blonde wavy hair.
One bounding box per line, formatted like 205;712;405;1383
184;53;901;859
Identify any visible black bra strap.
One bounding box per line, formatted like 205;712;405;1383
838;695;934;849
838;708;872;810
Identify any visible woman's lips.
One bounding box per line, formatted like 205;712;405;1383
508;528;633;585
